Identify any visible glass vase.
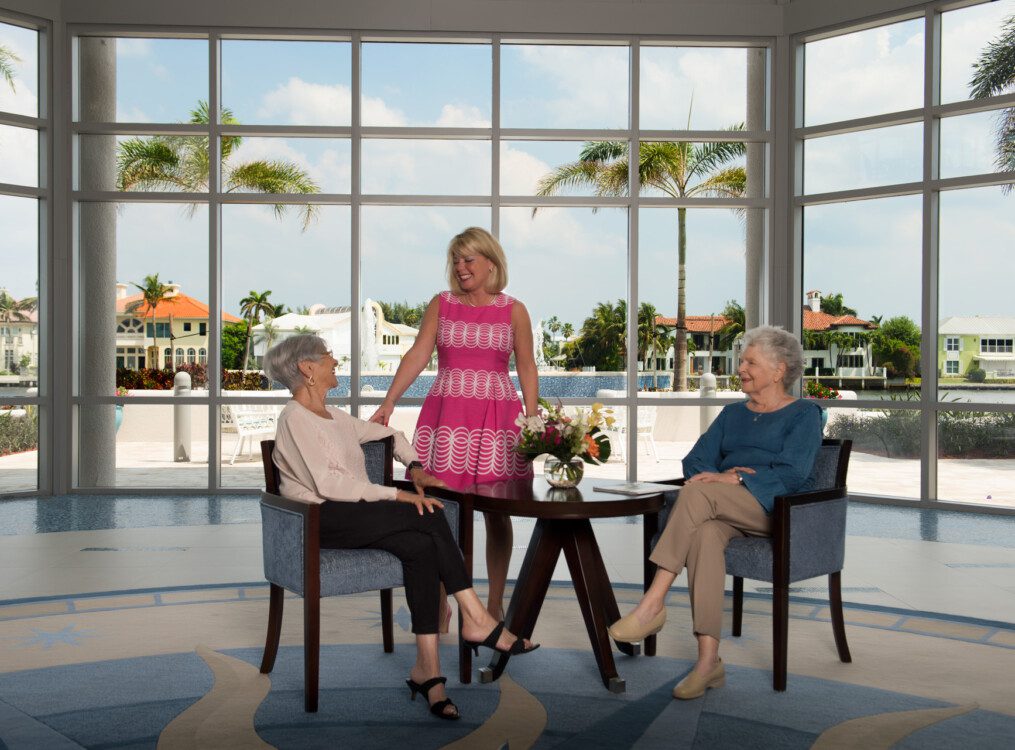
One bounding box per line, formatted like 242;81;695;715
544;455;585;488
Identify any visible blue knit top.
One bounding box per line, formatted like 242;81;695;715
682;399;823;513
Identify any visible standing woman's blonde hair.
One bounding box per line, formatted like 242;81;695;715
446;227;509;295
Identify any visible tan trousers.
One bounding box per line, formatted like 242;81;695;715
649;481;771;640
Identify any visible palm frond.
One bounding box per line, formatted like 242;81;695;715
579;140;627;163
0;44;21;91
689;166;747;199
225;160;321;230
969;16;1015;99
687;132;746;181
116;137;186;191
638;141;688;196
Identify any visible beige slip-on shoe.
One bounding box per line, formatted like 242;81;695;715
672;659;725;700
607;609;666;643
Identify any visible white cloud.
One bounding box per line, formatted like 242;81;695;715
0;194;39;299
500;146;552;195
435;104;490;128
641;48;750;129
505;45;629;128
0;124;38;186
257;77;410;126
115;105;151;123
115;38;153;59
804;22;925;125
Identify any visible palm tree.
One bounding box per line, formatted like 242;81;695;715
238;290;277;373
535;120;746;391
637;302;673;389
716;299;745;350
0;289;35;324
116;101;320;228
0;43;19;92
970;14;1015;182
126;274;174;369
562;322;574;340
293;324;317;335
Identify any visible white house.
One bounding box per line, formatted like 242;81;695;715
251;299;419;372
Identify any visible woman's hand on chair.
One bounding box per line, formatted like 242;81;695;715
410;467;447;495
395;489;444;515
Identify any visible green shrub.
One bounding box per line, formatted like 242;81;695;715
827;407;1015;459
0;410;38;457
826;408;921;458
967;368;986;383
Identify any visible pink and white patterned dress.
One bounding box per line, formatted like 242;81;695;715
412;291;533;491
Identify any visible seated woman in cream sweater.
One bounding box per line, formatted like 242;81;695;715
264;334;537;721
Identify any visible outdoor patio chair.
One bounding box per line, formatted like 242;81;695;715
258;437;461;712
650;438;853;690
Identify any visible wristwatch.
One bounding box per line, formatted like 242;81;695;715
406;461;424;473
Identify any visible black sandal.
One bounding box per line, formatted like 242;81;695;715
463;621;540;657
406;676;460;721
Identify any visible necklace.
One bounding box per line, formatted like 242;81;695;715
462;293;493;307
750;397;792;422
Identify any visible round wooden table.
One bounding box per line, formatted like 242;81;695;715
458;478;671;693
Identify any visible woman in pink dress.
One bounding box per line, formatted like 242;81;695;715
370;227;537;621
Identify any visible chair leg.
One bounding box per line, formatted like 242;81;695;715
829;571;852;663
772;585;789;691
732;577;744;637
304;595;320;712
380;588;394;653
259;583;284;674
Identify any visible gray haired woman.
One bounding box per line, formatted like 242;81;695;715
608;326;822;700
263;335;537;720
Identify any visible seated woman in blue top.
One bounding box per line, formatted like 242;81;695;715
609;325;822;700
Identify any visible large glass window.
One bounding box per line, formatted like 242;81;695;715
1;18;42;495
70;33;770;492
799;2;1015;509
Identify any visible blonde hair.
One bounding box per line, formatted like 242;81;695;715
445;227;508;295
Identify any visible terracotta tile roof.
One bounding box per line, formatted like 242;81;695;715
803;309;876;331
654;310;876;333
116;293;242;323
654;315;731;333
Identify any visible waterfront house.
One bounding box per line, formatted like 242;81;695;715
115;282;242;370
939;316;1015;378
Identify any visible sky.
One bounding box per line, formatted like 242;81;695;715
1;0;1013;337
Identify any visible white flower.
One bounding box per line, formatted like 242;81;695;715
523;415;546;434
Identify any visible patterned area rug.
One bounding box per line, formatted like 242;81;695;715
0;583;1013;749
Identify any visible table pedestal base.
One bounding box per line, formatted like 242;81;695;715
481;517;635;692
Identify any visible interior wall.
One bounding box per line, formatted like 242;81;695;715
61;0;786;36
3;0;58;20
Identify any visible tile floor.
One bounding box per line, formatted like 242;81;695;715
1;496;1014;626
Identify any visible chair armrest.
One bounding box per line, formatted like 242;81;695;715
774;486;847;511
260;491;321;596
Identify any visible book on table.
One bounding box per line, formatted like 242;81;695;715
592;481;675;496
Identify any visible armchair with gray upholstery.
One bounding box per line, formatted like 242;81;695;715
258;436;460;712
649;438;853;691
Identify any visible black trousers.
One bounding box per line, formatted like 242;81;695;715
319;500;471;635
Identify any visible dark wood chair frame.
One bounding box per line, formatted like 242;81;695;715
646;438;853;691
258;437;395;713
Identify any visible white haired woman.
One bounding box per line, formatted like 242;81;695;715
608;326;822;700
264;335;537;721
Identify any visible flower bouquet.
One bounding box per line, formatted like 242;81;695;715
515;398;613;487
